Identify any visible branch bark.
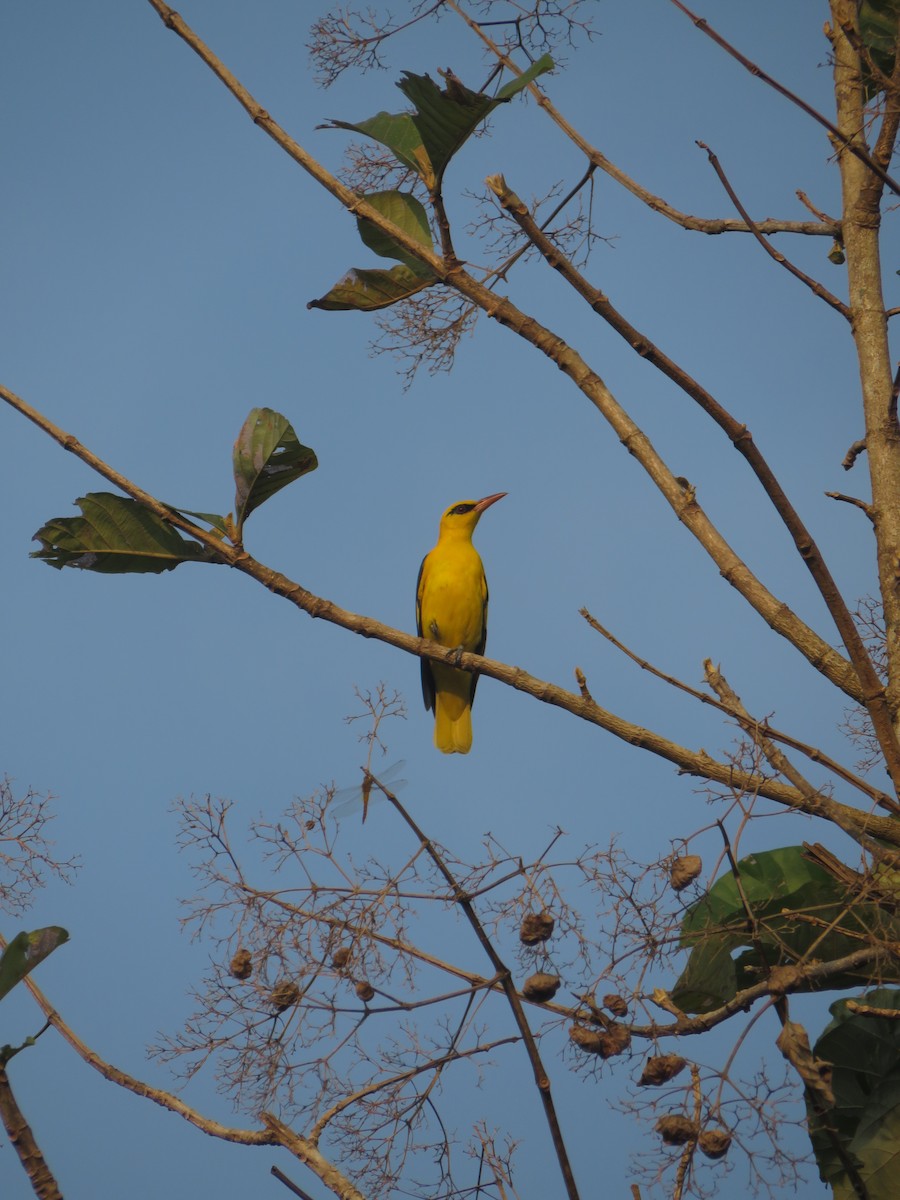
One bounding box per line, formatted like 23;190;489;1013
6;380;898;848
828;3;900;730
0;1066;63;1200
140;1;872;717
446;0;841;237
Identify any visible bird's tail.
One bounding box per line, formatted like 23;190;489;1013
433;687;473;754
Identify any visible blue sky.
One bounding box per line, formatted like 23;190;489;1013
1;2;893;1197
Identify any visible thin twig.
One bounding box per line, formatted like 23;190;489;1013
271;1166;315;1200
669;0;900;196
11;384;891;839
825;491;875;521
842;438;867;470
580;608;899;814
138;6;874;721
482;173;900;793
697;141;850;319
369;772;582;1200
446;0;840;236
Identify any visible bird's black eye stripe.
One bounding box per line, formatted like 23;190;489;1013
450;503;475;515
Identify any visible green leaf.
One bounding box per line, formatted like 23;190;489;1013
809;989;900;1199
313;60;552;315
859;0;900;97
176;509;231;536
324;110;428;179
323;57;554;190
233;408;318;529
308;264;436;312
356;191;436;271
397;58;553;188
672;847;900;1014
0;928;69;1002
495;55;556;101
32;493;212;573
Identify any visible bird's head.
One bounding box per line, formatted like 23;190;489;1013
438;492;507;539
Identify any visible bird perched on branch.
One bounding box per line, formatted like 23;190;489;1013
416;493;506;753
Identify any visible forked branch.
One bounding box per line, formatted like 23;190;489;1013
140;2;871;719
4;380;897;848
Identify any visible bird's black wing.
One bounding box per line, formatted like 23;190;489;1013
416;555;435;713
469;576;488;706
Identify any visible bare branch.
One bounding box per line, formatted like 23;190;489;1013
0;777;79;916
696;141;850;319
370;773;582;1200
481;174;900;789
825;491;875;521
0;1065;63;1200
669;0;900;197
12;381;895;843
580;609;900;816
445;0;840;237
139;4;871;718
842;438;867;470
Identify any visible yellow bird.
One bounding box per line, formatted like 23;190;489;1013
416;493;506;754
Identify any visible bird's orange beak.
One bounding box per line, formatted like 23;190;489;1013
474;492;507;513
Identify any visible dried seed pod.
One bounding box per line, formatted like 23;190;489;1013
638;1054;688;1086
655;1114;698;1146
522;972;561;1002
269;980;300;1013
657;1113;700;1142
603;993;628;1017
569;1023;631;1059
569;1025;606;1055
331;947;351;970
354;980;375;1002
519;911;555;945
669;855;702;891
229;948;253;980
596;1023;631;1059
698;1129;732;1160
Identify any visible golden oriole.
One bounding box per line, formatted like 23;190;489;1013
416;493;506;754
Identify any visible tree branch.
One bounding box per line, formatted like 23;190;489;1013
0;934;370;1200
370;776;582;1200
670;0;900;196
6;379;899;848
482;175;900;789
828;2;900;723
580;608;900;815
139;3;869;714
445;0;840;237
696;141;850;319
0;1066;62;1200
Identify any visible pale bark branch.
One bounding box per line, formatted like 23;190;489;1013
371;778;581;1200
825;490;875;521
696;141;850;319
140;2;869;714
670;0;900;196
0;936;368;1200
7;380;899;847
445;0;840;237
483;175;900;788
635;945;890;1039
580;608;900;815
0;1066;63;1200
828;3;900;723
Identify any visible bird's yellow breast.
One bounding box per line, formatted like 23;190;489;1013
417;541;487;651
